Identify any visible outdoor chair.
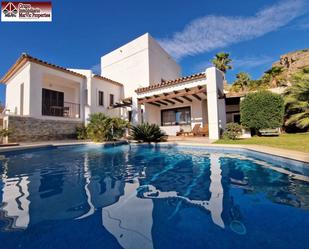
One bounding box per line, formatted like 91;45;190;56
176;124;201;136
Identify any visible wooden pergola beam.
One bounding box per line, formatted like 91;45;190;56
198;85;207;96
156;101;168;106
172;97;183;103
181;96;192;102
164;99;175;105
138;87;206;104
148;102;160;107
192;94;201;101
155;94;175;104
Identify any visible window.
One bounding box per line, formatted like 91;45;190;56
161;107;191;126
98;91;104;106
233;113;241;124
109;94;114;106
42;88;64;117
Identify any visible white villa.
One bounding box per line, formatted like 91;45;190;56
0;33;240;142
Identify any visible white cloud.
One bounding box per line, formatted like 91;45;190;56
159;0;306;60
233;55;275;69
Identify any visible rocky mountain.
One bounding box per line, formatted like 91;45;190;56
271;49;309;81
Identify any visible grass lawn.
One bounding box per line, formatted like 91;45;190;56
214;133;309;153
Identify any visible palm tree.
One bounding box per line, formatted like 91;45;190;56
231;72;251;92
284;77;309;130
211;52;232;73
263;66;286;87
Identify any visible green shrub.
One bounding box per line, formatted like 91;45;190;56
240;91;284;133
0;129;11;143
86;113;129;142
76;126;87;140
131;123;166;143
223;123;242;140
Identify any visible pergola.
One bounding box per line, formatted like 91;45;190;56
137;85;225;107
110;97;133;108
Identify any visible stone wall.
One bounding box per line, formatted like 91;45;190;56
6;116;83;142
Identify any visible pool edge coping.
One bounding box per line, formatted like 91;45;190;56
141;142;309;165
0;140;308;164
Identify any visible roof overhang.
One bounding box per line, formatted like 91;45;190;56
109;97;132;108
1;53;86;84
138;86;207;107
135;73;206;94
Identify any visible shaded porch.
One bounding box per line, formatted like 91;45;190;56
138;85;210;136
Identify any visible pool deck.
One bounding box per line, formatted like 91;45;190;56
0;139;308;164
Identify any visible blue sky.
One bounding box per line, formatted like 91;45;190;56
0;0;309;103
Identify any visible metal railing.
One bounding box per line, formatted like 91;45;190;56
42;101;80;119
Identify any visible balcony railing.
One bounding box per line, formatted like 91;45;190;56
42;102;80;119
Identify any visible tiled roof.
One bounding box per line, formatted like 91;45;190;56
135;72;206;93
225;92;247;98
1;53;86;83
93;74;123;86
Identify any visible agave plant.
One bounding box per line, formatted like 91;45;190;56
131;123;166;143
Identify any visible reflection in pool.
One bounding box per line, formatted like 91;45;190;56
0;145;308;249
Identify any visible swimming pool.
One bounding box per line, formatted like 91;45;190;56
0;144;308;249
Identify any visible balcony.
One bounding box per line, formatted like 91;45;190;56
42;101;80;119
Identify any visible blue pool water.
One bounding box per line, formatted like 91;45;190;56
0;144;308;249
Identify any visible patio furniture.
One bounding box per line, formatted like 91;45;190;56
259;128;280;136
176;124;201;136
197;125;209;136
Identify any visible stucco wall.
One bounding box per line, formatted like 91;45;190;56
101;33;180;98
71;69;124;122
5;115;82;142
101;34;150;97
89;77;122;118
5;62;31;115
148;35;181;85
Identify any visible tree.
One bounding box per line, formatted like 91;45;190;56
240;91;284;133
284;76;309;130
262;66;287;87
230;72;251;92
86;113;129;142
211;52;232;73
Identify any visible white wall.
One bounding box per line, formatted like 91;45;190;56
101;33;180;98
148;35;181;85
5;62;31;115
42;75;80;104
89;77;123;119
72;69;124;122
